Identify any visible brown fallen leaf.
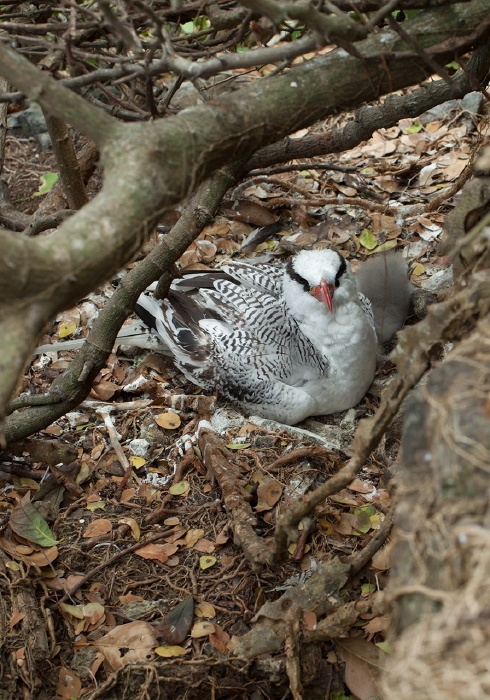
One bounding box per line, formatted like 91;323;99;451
222;199;277;226
192;539;216;554
364;617;388;635
94;621;157;671
195;602;216;618
56;667;82;700
209;624;231;655
9;610;25;630
191;621;215;638
134;544;168;564
83;518;113;538
336;637;385;700
155;595;194;645
155;412;181;429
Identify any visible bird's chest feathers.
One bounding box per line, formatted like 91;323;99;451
296;300;377;410
300;300;372;352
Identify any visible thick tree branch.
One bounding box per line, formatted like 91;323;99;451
0;41;116;143
4;162;243;442
0;0;487;419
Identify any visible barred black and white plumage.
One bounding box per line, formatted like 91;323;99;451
133;249;380;425
35;248;413;425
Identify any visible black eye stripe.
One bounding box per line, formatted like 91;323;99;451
286;259;310;292
335;256;347;287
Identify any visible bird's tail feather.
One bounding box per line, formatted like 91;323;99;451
33;322;163;355
356;252;414;344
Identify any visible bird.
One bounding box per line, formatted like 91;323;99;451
34;249;413;425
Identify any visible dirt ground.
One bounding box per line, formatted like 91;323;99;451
0;91;486;699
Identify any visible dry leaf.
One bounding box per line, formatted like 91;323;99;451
221;199;276;226
191;621;215;638
135;544;168;564
195;602;216;618
184;529;204;547
82;603;105;627
155;412;181;429
155;645;187;657
118;518;140;541
348;479;374;494
209;624;231;654
336;637;384;700
83;518;112;538
92;380;118;401
302;610;317;631
372;546;391;571
94;621;157;671
0;537;58;568
160;543;179;557
119;593;143;604
364;617;388;634
9;610;25;630
56;667;82;700
192;539;215;554
255;479;282;512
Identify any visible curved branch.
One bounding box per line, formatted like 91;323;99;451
0;41;116;143
0;0;487;419
4;162;243;442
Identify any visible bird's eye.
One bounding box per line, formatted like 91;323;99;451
334;256;347;287
286;259;310;293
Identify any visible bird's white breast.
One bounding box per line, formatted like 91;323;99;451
285;282;377;414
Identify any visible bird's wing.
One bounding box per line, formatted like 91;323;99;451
220;261;284;296
202;279;328;371
199;319;326;422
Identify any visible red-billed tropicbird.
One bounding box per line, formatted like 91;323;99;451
35;250;413;425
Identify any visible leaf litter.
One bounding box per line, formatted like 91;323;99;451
1;85;486;699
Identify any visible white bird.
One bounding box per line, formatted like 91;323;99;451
35;249;413;425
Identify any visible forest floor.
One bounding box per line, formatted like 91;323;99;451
1;85;487;700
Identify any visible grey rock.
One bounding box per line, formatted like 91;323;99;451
7;102;51;149
462;91;484;115
419;92;483;127
421;266;454;294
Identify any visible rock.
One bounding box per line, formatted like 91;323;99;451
8;102;51;149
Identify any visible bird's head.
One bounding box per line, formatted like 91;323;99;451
284;249;352;314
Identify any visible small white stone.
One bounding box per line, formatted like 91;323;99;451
128;438;150;457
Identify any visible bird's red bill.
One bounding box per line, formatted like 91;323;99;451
310;279;334;312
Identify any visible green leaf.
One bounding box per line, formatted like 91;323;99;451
359;229;377;250
9;493;60;547
376;640;392;654
366;239;398;255
354;504;375;516
32;172;59;197
353;509;372;533
361;582;376;596
180;20;195;34
405;121;423;134
86;501;106;511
